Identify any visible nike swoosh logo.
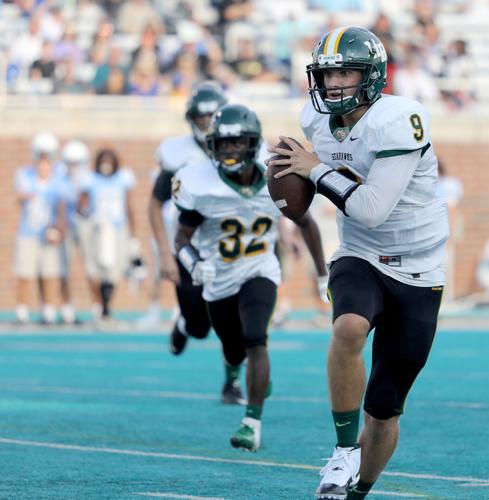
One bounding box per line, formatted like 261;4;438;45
350;137;360;141
335;421;351;427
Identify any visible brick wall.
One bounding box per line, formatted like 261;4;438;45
1;99;488;311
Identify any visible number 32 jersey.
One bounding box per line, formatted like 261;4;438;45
173;159;282;301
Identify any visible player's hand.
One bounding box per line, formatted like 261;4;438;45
265;136;321;179
191;259;216;286
159;253;181;285
45;226;62;245
317;275;329;303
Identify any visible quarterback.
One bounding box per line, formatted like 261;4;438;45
268;27;448;499
173;103;327;452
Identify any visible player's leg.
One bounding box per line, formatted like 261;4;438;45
348;281;442;499
206;294;246;405
39;242;64;324
317;258;384;500
14;236;38;324
169;260;212;355
59;235;77;324
229;277;277;452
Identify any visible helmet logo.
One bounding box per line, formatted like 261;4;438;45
317;53;343;66
197;100;219;113
218;123;242;135
363;39;387;62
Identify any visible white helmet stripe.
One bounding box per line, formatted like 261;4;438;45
324;26;348;56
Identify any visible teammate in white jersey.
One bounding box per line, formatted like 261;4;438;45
267;27;448;499
149;82;270;404
173;104;327;452
148;82;247;404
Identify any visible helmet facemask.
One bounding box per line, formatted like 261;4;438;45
207;135;260;174
307;63;380;116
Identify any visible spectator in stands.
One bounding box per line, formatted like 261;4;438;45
31;40;56;80
77;148;138;325
89;19;116;67
55;58;88;94
39;4;64;43
117;0;160;36
393;45;440;103
128;52;160;96
228;36;280;82
14;132;66;325
53;23;83;64
102;67;129;95
211;0;253;46
92;45;128;94
369;13;397;93
440;39;475;110
8;15;42;81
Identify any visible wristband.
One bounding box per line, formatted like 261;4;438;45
316;169;360;214
177;244;201;274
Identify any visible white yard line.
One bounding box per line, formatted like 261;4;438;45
0;437;487;487
134;493;225;500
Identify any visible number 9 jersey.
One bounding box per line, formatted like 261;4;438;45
172;159;282;301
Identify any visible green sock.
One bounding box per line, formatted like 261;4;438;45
245;404;263;420
332;409;360;448
346;480;374;499
225;364;240;383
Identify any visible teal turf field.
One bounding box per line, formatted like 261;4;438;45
0;316;488;500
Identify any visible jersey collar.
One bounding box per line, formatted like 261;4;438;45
218;163;266;198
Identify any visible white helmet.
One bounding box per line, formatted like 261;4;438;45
31;131;59;161
62;140;90;167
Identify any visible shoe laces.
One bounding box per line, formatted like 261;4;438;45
319;447;356;480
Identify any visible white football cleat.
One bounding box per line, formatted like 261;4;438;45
316;445;360;499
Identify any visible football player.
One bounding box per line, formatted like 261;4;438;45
58;140;92;324
173;103;328;452
267;27;448;499
77;148;138;326
14;131;66;325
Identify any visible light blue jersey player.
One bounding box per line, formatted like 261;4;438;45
14;131;66;324
77;148;137;323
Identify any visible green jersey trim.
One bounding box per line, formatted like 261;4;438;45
217;164;266;198
375;143;429;159
174;202;194;212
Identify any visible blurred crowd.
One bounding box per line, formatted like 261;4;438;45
1;0;485;108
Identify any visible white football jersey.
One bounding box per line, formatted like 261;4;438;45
173;159;282;301
155;135;208;251
156;135;270;253
301;94;449;285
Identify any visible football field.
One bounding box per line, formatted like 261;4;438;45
0;313;488;500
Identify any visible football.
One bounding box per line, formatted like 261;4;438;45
266;138;316;220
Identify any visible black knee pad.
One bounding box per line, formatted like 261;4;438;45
243;335;267;350
364;385;404;420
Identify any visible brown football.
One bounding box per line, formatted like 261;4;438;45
266;138;316;220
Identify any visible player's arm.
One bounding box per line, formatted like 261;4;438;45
150;169;180;284
293;212;329;302
174;212;214;286
172;170;214;286
309;150;421;228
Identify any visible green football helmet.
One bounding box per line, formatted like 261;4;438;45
306;26;387;115
206;104;262;174
185;82;228;144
